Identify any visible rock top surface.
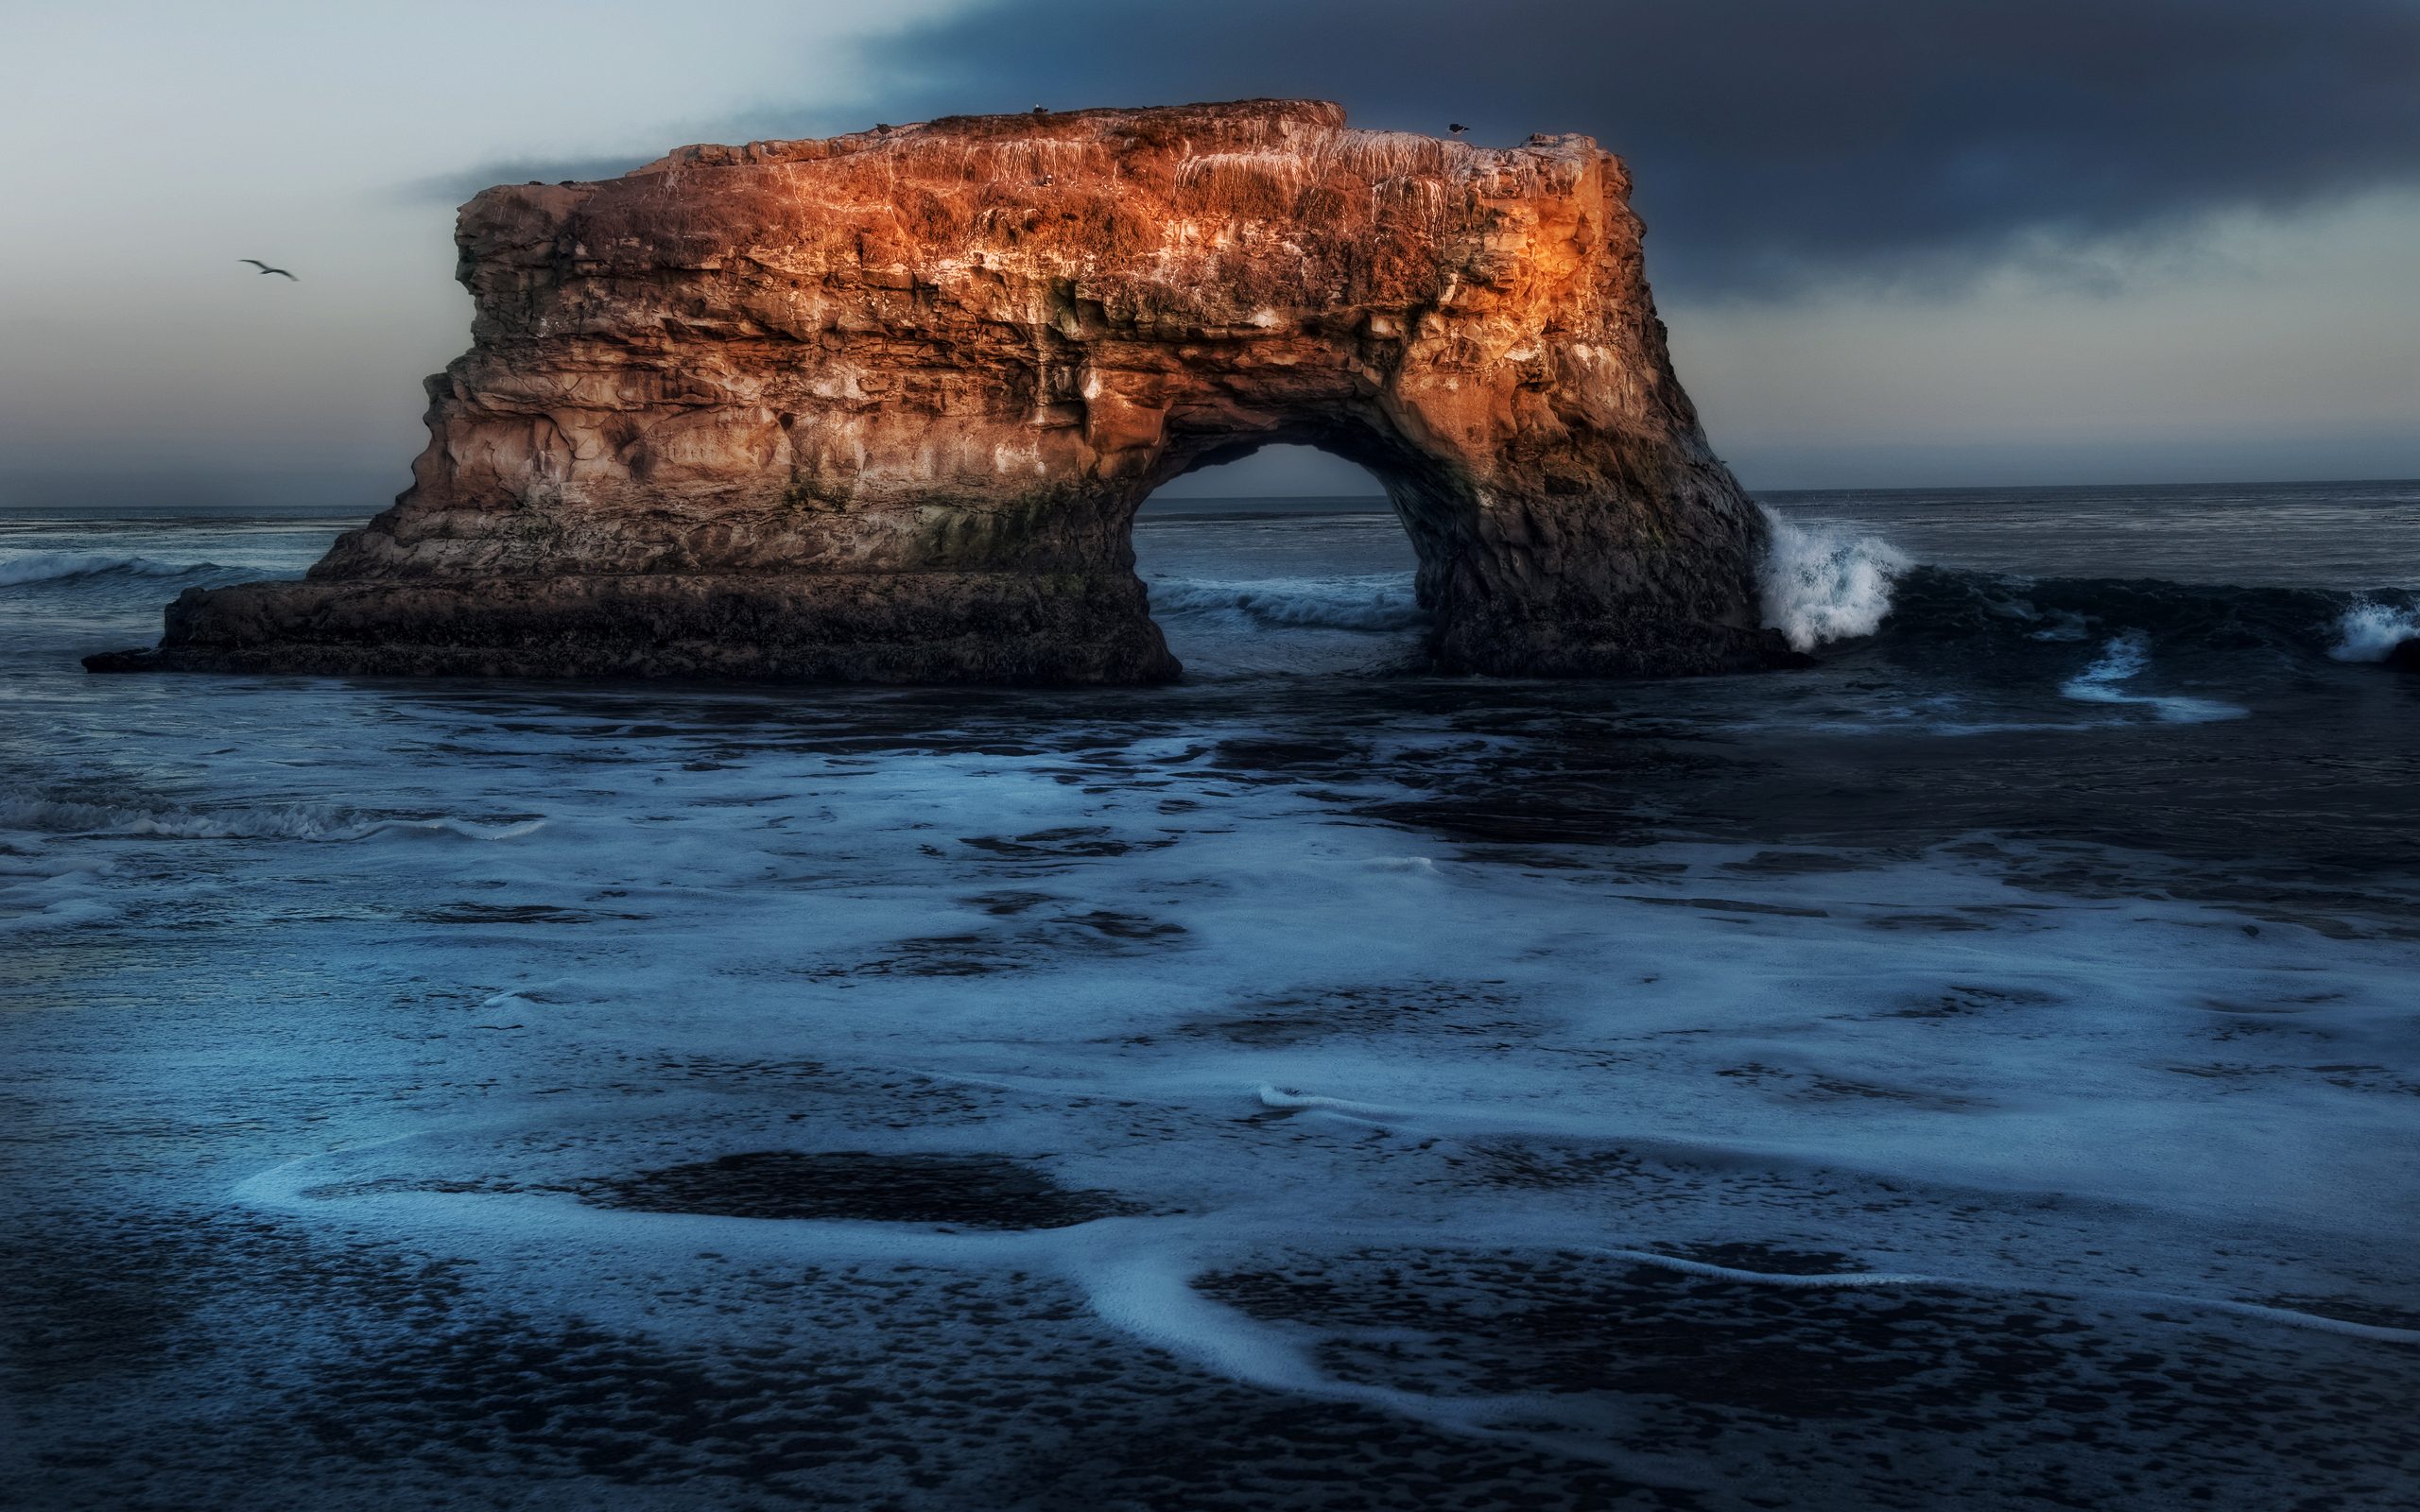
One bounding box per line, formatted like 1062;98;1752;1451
101;99;1782;682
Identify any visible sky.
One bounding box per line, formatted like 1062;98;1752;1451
4;0;2416;507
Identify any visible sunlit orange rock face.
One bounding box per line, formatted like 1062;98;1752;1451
127;99;1780;681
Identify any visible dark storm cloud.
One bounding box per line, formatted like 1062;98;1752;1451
838;0;2420;293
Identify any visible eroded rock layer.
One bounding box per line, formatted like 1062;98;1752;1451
105;99;1782;682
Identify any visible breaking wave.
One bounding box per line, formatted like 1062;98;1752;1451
1149;577;1428;632
1758;509;1910;651
2328;599;2420;662
1877;569;2420;666
0;551;225;587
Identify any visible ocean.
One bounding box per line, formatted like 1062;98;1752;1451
5;479;2418;1510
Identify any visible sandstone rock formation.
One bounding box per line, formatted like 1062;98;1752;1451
95;99;1785;682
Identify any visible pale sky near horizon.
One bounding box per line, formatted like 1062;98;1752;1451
5;0;2415;508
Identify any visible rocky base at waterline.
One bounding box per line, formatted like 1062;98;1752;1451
98;98;1787;684
83;572;1179;682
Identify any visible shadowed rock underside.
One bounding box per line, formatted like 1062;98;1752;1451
96;99;1784;683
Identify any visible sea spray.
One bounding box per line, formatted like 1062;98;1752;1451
2327;598;2420;662
1756;507;1910;651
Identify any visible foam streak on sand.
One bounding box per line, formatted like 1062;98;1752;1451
1589;1249;2420;1344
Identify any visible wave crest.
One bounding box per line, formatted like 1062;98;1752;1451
1881;569;2420;666
0;551;225;587
1149;578;1427;632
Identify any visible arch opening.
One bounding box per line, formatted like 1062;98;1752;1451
1132;444;1423;679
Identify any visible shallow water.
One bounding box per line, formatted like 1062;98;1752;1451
6;481;2418;1510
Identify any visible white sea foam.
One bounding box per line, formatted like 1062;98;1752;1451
0;843;114;932
2327;599;2420;662
1586;1248;2420;1344
1756;507;1910;650
0;793;544;842
0;550;218;587
0;897;118;933
42;728;2420;1501
2060;632;2249;722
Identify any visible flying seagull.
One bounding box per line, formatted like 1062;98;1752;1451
1448;124;1468;136
240;259;297;281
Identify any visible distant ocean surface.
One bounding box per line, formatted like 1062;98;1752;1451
7;479;2418;1511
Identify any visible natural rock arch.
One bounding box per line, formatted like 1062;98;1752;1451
97;100;1786;682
